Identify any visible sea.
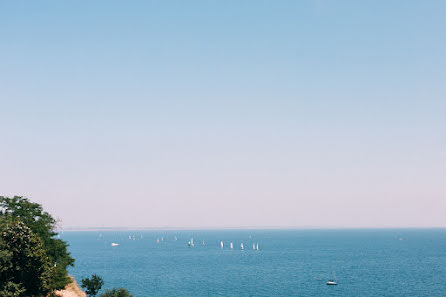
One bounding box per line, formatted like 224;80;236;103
61;229;446;297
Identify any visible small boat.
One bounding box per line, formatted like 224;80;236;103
253;243;256;250
220;241;224;249
156;238;160;244
202;240;205;246
174;236;178;241
256;243;259;251
241;243;244;250
111;243;119;247
230;242;233;249
326;272;337;285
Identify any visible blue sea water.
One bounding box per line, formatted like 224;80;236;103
62;229;446;297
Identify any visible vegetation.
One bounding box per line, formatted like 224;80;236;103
0;196;132;297
0;219;52;296
81;274;104;297
0;196;75;296
99;288;133;297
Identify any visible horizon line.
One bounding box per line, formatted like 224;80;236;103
57;226;446;232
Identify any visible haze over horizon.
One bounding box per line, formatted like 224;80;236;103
1;1;445;229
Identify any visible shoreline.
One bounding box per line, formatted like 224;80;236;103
55;276;86;297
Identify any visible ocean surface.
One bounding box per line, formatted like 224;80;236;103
62;229;446;297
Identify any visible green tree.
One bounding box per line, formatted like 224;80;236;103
99;288;133;297
0;219;52;297
0;196;75;290
81;274;104;297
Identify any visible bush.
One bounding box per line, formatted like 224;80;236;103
99;288;133;297
81;274;104;297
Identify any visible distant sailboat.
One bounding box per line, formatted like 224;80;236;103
326;272;337;285
161;237;164;242
230;242;233;249
220;241;224;249
129;235;131;240
253;243;256;250
111;243;119;247
241;243;244;250
157;238;160;244
202;240;205;246
174;236;178;241
256;243;259;251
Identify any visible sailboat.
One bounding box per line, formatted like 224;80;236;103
220;241;224;249
111;243;119;247
253;243;256;250
326;271;337;285
241;243;244;250
230;242;233;249
256;243;259;251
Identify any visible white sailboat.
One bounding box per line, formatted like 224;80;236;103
253;243;256;250
111;243;119;246
230;242;233;249
256;243;259;251
241;243;244;250
326;271;337;285
220;241;224;249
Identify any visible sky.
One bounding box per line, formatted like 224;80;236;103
1;1;445;229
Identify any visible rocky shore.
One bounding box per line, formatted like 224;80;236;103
55;277;86;297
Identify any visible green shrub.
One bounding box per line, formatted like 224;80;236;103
99;288;133;297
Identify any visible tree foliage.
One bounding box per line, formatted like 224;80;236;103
99;288;133;297
0;196;75;290
0;219;52;297
81;274;104;297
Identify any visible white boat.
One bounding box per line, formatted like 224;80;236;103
111;243;119;246
220;241;224;249
202;240;205;245
241;243;244;250
230;242;233;249
156;238;160;244
174;236;178;241
253;243;256;250
326;272;337;285
256;243;259;251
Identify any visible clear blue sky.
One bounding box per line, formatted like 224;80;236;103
1;1;445;228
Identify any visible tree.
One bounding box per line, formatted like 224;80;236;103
0;196;75;290
81;274;104;297
99;288;133;297
0;219;52;297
